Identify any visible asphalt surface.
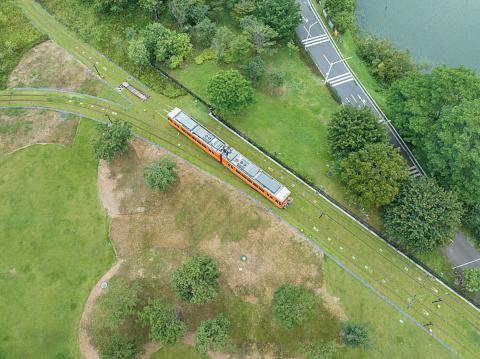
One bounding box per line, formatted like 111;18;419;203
295;1;480;275
443;230;480;271
295;0;423;177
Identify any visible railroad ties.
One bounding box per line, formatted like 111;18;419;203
120;82;150;102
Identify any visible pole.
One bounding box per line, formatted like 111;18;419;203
93;64;101;78
324;56;353;83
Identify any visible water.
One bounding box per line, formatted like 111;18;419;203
355;0;480;71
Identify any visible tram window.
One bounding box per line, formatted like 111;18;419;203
236;170;241;175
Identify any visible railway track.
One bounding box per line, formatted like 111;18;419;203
7;0;480;356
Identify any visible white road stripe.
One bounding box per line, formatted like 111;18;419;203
327;73;350;82
330;75;354;87
302;34;328;44
305;38;330;48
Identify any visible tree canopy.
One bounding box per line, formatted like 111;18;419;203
324;0;356;34
340;321;376;352
387;65;480;147
193;314;236;355
96;279;140;327
255;0;301;40
424;99;480;205
463;268;480;292
127;22;193;69
240;16;278;56
327;105;388;159
138;299;189;347
267;68;285;95
207;69;254;115
242;56;267;86
271;284;316;329
142;156;178;194
170;255;222;305
99;332;140;359
339;143;409;208
90;119;133;162
356;34;415;86
384;178;463;253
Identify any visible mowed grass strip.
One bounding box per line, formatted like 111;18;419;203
0;119;116;359
323;257;458;359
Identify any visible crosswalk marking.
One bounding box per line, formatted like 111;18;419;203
302;34;329;48
328;73;354;87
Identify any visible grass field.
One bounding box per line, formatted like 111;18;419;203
0;119;116;358
323;258;457;359
86;136;341;358
149;343;209;359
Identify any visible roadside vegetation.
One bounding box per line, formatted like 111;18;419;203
0;0;48;89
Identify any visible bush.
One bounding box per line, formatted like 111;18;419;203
194;47;218;65
326;82;342;104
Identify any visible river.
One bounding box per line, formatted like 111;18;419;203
355;0;480;71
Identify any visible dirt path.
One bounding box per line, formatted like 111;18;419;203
78;259;124;359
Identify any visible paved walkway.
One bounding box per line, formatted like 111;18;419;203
443;230;480;271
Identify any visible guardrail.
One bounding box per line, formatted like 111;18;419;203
150;62;480;310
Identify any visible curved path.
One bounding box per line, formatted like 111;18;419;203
5;0;480;357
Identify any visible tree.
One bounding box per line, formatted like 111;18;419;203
96;279;140;327
339;143;409;208
287;40;298;56
267;68;285;95
211;26;236;62
384;178;463;253
168;0;192;31
190;3;210;24
271;284;316;329
193;314;236;355
138;299;189;346
232;35;253;63
323;0;356;34
356;34;415;86
463;203;480;234
240;16;278;56
90;120;133;162
139;0;163;19
99;332;140;359
463;268;480;292
207;69;254;115
242;56;267;86
340;321;376;352
128;23;193;69
127;38;149;68
195;18;217;46
299;340;338;359
94;0;128;13
142;156;179;194
327;105;388;159
387;65;480;147
232;0;256;22
170;255;222;305
424;99;480;205
255;0;301;40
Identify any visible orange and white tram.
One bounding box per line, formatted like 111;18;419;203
167;108;292;209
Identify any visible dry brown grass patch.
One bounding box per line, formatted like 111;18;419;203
7;40;101;95
0;108;80;154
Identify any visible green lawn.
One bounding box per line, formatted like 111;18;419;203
323;257;457;359
149;343;209;359
0;119;116;358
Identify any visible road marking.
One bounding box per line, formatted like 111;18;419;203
305;38;330;47
351;94;357;103
323;54;331;65
303;26;312;38
330;74;354;87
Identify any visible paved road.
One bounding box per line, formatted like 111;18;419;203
295;0;424;178
444;230;480;271
9;1;480;356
